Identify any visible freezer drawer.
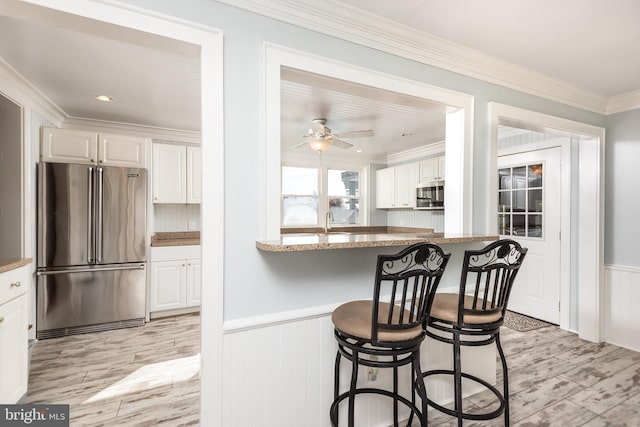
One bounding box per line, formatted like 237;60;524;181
36;264;146;338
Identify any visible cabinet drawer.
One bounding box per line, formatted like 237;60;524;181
0;264;29;306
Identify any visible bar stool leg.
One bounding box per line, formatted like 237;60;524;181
413;349;428;427
453;331;463;427
496;333;509;426
348;350;359;427
393;357;399;426
333;351;342;426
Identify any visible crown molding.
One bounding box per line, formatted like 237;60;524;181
219;0;610;114
0;56;66;125
62;117;201;143
387;141;445;165
607;89;640;115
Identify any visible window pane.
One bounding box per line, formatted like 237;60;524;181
282;166;317;195
498;214;511;235
528;214;543;237
513;166;527;189
513;189;526;212
528;164;543;187
282;196;318;225
328;170;359;197
528;189;543;212
330;197;359;225
499;192;511;212
498;168;511;190
512;214;526;236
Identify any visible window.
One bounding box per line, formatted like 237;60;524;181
498;163;543;238
281;165;362;227
328;169;360;225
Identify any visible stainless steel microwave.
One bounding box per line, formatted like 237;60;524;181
416;182;444;209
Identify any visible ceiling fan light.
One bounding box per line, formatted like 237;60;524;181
308;137;331;152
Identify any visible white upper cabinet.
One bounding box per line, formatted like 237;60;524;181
375;163;419;209
375;167;395;209
152;143;201;204
98;133;146;167
419;155;445;183
41;127;146;168
186;146;202;204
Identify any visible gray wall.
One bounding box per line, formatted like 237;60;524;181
0;93;22;260
604;108;640;266
122;0;609;320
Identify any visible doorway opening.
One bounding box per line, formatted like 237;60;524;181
489;102;605;342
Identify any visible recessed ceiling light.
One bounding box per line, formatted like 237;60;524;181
356;149;363;153
95;95;114;102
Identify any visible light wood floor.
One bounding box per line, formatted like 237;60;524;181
27;314;200;427
26;315;640;426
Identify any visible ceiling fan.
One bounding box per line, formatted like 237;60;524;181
292;118;374;153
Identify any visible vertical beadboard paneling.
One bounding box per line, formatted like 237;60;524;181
223;311;496;426
605;265;640;352
387;209;444;232
153;204;201;231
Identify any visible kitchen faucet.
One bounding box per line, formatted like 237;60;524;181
325;211;334;233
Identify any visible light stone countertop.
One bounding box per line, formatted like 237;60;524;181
0;258;33;274
256;232;499;252
151;231;201;247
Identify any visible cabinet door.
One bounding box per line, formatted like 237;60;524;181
186;146;202;204
186;259;201;307
99;133;147;168
0;293;29;404
150;260;186;311
375;168;395;208
41;128;98;164
152;144;186;203
419;158;439;183
437;156;445;181
394;163;419;208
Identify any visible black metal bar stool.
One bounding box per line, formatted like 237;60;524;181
330;243;451;427
422;239;527;426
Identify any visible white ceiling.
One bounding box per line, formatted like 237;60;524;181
337;0;640;98
1;0;638;157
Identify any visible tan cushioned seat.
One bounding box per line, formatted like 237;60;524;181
332;300;423;342
430;293;502;325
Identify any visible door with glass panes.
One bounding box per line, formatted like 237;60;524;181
498;147;561;323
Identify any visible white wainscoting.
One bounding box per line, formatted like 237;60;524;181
604;265;640;352
222;308;495;427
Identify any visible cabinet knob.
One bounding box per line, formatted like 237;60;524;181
99;160;104;163
0;316;4;323
10;281;21;288
91;159;95;163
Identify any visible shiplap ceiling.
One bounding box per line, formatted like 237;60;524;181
281;68;446;160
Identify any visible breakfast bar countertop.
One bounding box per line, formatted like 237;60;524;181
256;228;499;252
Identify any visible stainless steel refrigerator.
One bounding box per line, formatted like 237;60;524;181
37;162;147;339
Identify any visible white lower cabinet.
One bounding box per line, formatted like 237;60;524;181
0;265;29;404
149;246;201;314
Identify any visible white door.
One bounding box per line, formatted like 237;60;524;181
498;147;561;323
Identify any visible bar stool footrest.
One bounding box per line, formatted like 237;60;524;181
330;388;425;427
422;369;505;421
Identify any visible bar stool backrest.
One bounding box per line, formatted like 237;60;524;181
458;239;528;326
372;243;450;346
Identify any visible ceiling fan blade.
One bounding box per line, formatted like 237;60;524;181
290;140;309;149
333;130;374;139
330;138;353;149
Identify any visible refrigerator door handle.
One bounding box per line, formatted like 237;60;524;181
96;167;104;263
37;263;146;276
87;166;95;264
